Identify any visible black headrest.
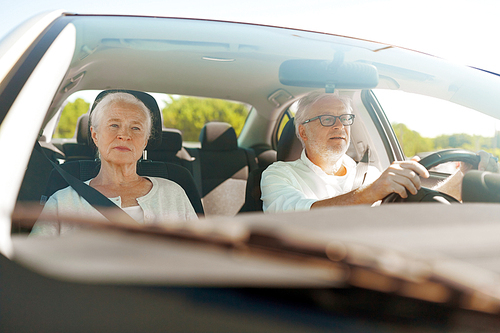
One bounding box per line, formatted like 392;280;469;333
75;113;89;144
199;122;238;151
277;118;303;161
155;128;183;152
89;90;162;150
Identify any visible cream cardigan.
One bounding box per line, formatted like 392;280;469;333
31;176;198;236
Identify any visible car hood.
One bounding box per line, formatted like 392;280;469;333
12;202;500;314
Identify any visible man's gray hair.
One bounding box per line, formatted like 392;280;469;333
294;91;353;147
90;92;152;141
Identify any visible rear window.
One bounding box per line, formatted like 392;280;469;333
162;95;249;143
55;91;249;145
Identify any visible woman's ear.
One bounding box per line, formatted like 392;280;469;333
90;126;98;146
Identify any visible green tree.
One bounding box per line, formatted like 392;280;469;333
435;133;486;151
393;123;500;158
53;98;90;138
449;133;472;148
392;122;433;157
162;96;248;142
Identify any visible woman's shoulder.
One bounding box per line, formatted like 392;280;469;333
47;178;95;202
148;176;185;192
49;184;82;202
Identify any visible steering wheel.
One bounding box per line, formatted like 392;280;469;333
381;149;480;203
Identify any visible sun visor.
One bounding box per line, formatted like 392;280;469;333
279;60;379;92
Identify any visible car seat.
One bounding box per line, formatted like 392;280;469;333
147;128;195;172
62;114;96;161
188;122;257;217
43;90;204;216
240;118;301;212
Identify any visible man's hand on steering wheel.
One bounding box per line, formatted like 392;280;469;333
380;149;499;204
366;158;429;201
477;150;500;173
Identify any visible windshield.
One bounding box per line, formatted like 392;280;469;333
374;89;500;171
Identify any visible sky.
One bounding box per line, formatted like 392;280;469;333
1;0;500;137
2;0;500;71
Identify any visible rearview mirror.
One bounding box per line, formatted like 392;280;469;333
279;60;379;92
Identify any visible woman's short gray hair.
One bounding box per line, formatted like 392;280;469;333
294;91;353;147
90;92;152;141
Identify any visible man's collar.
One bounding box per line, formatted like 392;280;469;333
301;149;327;176
301;149;356;176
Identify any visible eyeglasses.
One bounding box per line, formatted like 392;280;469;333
302;114;355;127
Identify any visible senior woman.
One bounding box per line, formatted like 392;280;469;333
32;92;197;236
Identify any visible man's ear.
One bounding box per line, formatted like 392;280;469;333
298;124;308;142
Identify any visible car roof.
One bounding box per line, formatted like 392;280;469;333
61;15;386;104
42;13;500;124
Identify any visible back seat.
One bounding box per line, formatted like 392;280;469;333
62;114;96;161
187;122;257;217
147;128;195;173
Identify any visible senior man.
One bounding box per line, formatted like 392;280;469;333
261;91;498;213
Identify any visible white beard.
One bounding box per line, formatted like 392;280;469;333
307;139;349;174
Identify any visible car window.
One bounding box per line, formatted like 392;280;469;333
51;90;100;143
161;95;249;145
53;92;249;147
53;98;90;140
373;89;500;173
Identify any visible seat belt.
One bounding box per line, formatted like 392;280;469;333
351;146;370;191
243;148;258;171
188;148;203;197
35;142;138;225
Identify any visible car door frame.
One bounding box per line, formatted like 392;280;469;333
0;13;76;256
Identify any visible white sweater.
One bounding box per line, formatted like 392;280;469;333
31;176;198;236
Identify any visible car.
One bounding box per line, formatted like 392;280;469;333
2;11;500;332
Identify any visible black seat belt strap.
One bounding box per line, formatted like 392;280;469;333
35;142;138;225
188;148;203;197
244;148;258;172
